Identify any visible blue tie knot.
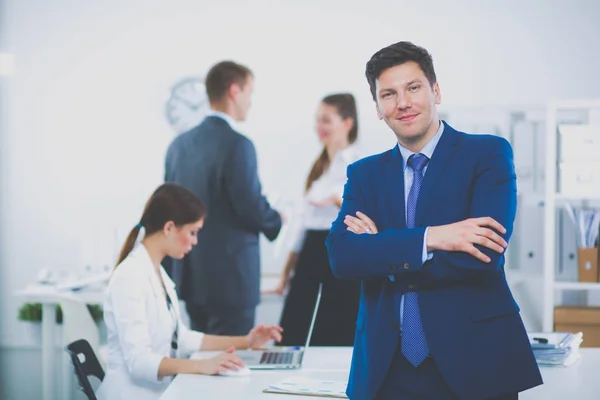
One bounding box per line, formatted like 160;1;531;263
407;153;429;173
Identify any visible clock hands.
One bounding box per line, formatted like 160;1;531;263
172;93;200;110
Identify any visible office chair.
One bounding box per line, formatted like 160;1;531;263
65;339;105;400
59;295;107;400
58;295;107;367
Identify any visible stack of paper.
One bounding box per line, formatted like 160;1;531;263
528;332;583;367
264;377;348;398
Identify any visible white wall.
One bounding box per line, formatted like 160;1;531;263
1;0;600;348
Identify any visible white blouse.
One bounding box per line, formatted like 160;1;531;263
290;144;361;252
97;245;204;400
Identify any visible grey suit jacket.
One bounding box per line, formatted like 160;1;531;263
164;116;282;309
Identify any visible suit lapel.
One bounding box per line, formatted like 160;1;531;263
416;123;461;223
383;146;407;228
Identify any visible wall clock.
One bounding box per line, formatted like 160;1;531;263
165;76;209;134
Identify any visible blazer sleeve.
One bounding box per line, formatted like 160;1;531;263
326;163;426;280
175;305;204;356
223;137;282;241
417;137;518;288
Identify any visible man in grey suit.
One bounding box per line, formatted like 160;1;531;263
164;61;283;335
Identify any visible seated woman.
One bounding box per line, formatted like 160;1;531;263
97;183;282;400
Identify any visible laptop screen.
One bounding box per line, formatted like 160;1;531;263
302;283;323;350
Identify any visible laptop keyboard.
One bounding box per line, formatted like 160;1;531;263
260;351;294;365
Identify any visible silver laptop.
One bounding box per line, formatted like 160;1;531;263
237;283;323;370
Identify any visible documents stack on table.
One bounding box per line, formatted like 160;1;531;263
264;377;348;398
528;332;584;367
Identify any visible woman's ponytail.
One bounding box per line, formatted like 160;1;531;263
115;223;142;268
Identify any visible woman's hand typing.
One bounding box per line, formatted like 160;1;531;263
247;324;284;349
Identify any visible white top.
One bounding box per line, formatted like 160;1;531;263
290;145;361;252
97;245;204;400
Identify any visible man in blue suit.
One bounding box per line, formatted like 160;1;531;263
165;61;283;335
326;42;542;400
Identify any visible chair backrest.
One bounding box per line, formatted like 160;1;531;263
65;339;105;400
58;295;101;360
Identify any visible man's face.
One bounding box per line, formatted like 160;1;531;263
374;61;441;146
233;75;254;122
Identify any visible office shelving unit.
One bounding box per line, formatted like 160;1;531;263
442;106;549;331
542;100;600;332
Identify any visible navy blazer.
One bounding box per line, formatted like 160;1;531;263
164;116;282;309
326;122;542;400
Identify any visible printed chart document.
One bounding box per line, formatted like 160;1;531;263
264;377;348;398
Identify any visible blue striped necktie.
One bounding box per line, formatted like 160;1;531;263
402;152;430;367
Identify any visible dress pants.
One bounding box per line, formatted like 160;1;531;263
185;303;255;336
376;338;518;400
279;230;361;346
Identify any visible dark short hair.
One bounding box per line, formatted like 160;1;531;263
365;41;437;100
205;61;253;104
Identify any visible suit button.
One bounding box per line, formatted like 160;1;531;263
403;263;410;270
408;284;414;290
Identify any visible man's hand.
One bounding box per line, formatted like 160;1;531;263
261;278;287;295
277;210;287;224
344;211;378;234
427;217;507;263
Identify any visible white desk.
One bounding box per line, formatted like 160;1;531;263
15;284;105;400
15;277;282;400
160;347;600;400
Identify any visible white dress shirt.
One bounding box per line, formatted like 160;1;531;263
397;121;444;326
290;144;361;252
97;245;204;400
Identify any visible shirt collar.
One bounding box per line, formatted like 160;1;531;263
397;120;445;171
133;243;170;296
205;109;241;132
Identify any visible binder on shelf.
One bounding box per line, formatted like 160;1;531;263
577;247;599;283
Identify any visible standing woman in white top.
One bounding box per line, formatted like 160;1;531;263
97;183;283;400
270;93;362;346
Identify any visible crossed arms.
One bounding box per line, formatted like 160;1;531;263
326;139;517;287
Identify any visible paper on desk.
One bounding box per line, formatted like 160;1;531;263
528;332;581;349
264;377;348;398
536;349;581;367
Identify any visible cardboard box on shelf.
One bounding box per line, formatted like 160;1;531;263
555;307;600;347
577;247;599;283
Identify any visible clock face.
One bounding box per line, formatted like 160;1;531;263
165;77;210;134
